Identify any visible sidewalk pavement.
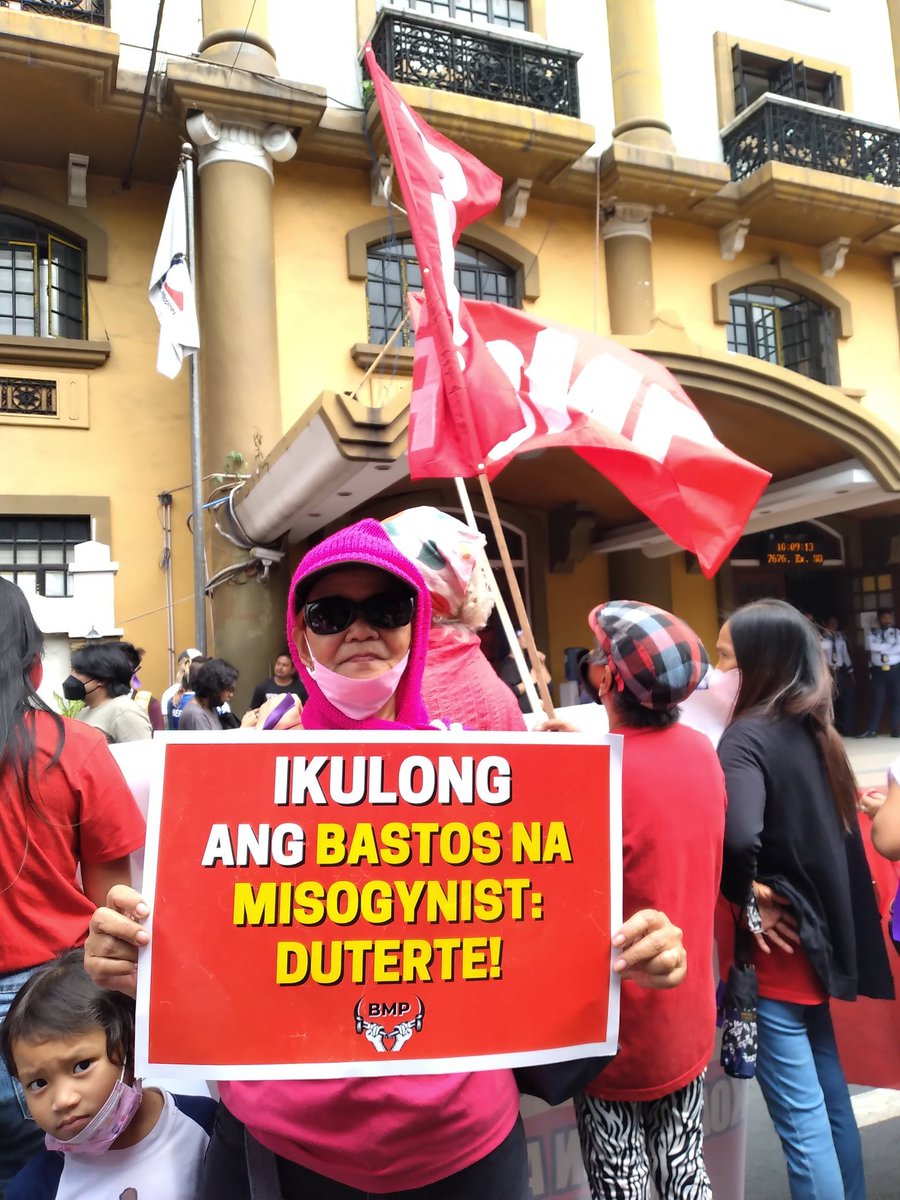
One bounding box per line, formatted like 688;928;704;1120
844;734;898;789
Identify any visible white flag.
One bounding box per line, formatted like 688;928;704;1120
149;171;200;379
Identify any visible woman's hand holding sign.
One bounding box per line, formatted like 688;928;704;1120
84;884;149;999
85;889;689;997
611;910;686;989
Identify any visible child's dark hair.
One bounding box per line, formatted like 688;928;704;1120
0;948;135;1078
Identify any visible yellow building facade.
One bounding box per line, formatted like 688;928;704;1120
2;0;898;717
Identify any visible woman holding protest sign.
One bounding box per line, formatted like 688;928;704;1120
84;518;689;1200
0;580;145;1195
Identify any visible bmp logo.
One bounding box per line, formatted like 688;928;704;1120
355;996;425;1053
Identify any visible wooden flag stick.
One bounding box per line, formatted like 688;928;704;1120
453;477;542;717
348;316;409;402
477;471;556;721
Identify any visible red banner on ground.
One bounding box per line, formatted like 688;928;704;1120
136;731;622;1080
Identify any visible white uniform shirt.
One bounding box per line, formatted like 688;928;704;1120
821;630;853;671
57;1090;209;1200
865;624;900;669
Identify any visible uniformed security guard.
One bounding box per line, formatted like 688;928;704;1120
820;616;855;736
861;607;900;737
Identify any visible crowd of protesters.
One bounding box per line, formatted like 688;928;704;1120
0;508;896;1200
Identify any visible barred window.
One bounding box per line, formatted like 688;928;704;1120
731;47;841;115
366;239;518;346
727;286;838;385
0;213;86;339
0;515;90;597
405;0;528;29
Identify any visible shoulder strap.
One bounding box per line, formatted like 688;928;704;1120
245;1126;283;1200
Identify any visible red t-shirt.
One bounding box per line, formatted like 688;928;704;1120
588;723;726;1101
755;943;828;1004
1;711;146;973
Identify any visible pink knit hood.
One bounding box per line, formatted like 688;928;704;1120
285;519;433;730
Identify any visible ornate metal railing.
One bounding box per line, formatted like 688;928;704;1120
722;93;900;187
0;0;107;24
0;377;57;417
368;8;581;118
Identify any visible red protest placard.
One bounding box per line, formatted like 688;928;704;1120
136;730;621;1079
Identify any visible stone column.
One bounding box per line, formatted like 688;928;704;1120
201;0;271;56
602;204;655;335
187;111;295;475
888;0;900;112
187;5;296;702
891;256;900;355
606;0;676;152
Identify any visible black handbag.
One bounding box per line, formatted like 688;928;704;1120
513;1055;610;1106
718;924;758;1080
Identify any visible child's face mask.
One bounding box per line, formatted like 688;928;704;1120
44;1068;142;1156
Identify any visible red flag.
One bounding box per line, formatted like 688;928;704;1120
413;298;771;578
364;46;769;576
363;45;527;472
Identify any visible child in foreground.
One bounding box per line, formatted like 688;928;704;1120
0;949;215;1200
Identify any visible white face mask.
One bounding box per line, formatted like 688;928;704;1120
704;666;741;720
43;1069;142;1156
308;647;410;720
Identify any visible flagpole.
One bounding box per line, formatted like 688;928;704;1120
453;477;543;717
475;472;555;721
348;316;409;402
181;142;208;654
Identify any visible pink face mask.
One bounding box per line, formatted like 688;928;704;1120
704;666;741;722
44;1070;142;1156
308;647;410;720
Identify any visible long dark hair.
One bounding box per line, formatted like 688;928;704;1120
728;598;856;828
0;948;135;1078
0;579;64;812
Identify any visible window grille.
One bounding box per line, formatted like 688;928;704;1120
731;45;840;115
0;215;86;338
727;286;838;384
404;0;528;30
0;515;91;597
366;239;518;346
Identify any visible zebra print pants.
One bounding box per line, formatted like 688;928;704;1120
574;1075;712;1200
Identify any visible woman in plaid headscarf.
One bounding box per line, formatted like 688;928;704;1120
573;600;725;1200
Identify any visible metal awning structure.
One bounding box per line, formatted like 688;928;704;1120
232;390;409;545
229;354;900;557
592;460;887;559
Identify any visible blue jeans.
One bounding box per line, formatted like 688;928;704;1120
0;964;46;1197
756;998;864;1200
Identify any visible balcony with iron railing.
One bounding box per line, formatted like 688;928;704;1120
368;6;581;119
0;0;106;22
721;93;900;187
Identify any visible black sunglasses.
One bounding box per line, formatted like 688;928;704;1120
302;592;415;636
